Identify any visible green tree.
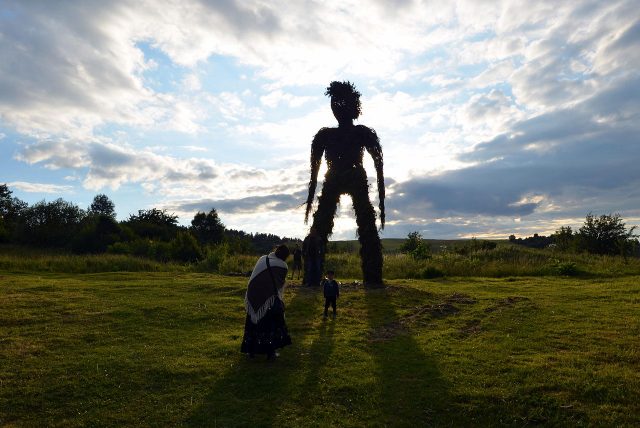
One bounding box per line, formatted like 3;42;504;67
170;231;204;262
190;208;225;245
125;208;179;241
400;231;423;253
72;214;124;253
578;213;638;256
18;198;86;247
224;233;253;254
552;226;574;252
400;231;431;260
410;241;432;260
88;194;116;219
0;184;27;242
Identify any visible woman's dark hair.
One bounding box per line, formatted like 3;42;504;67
274;244;290;261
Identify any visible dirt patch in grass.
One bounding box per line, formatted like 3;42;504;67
407;292;477;320
415;302;459;319
369;293;478;341
446;292;477;305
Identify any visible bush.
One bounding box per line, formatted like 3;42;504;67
400;231;423;253
399;231;432;260
108;239;169;261
421;266;444;279
219;253;256;275
170;232;203;263
552;260;580;276
72;215;124;253
410;242;432;260
197;243;229;272
454;238;497;255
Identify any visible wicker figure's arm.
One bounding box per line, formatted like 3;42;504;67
365;131;385;229
305;131;325;224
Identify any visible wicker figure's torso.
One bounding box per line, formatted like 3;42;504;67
305;124;385;285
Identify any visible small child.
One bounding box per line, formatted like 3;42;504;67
322;270;340;318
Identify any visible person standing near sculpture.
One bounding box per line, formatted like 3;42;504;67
302;227;323;287
304;81;385;286
290;244;303;281
241;245;291;360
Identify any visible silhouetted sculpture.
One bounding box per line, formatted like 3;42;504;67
305;81;385;286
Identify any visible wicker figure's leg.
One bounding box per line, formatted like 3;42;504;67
311;179;340;270
350;186;383;286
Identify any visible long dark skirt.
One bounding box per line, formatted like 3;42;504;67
240;308;292;355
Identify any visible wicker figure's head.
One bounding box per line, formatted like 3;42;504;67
325;81;362;123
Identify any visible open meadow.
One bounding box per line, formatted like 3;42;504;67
1;263;639;426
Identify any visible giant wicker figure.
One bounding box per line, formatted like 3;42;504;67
305;81;385;286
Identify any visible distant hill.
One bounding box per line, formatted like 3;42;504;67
328;238;500;253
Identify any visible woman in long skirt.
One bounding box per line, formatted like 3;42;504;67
241;245;291;359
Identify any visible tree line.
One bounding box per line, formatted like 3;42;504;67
0;184;300;262
509;213;639;257
398;214;639;260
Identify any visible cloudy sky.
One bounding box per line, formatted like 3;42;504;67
1;0;639;239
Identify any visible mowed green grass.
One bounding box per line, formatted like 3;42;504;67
1;272;639;427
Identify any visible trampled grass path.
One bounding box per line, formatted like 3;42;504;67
1;272;639;426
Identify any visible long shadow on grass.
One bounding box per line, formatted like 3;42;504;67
187;285;322;427
299;316;335;397
364;286;452;426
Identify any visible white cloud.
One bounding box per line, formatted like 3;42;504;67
180;145;208;153
259;90;315;108
461;89;524;134
182;73;202;91
363;91;433;132
234;106;331;152
8;181;74;194
16;139;220;191
470;60;517;88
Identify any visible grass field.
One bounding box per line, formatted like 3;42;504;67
1;270;639;426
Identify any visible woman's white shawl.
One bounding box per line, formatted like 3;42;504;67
244;253;288;324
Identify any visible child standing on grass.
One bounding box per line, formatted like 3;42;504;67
322;270;340;319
